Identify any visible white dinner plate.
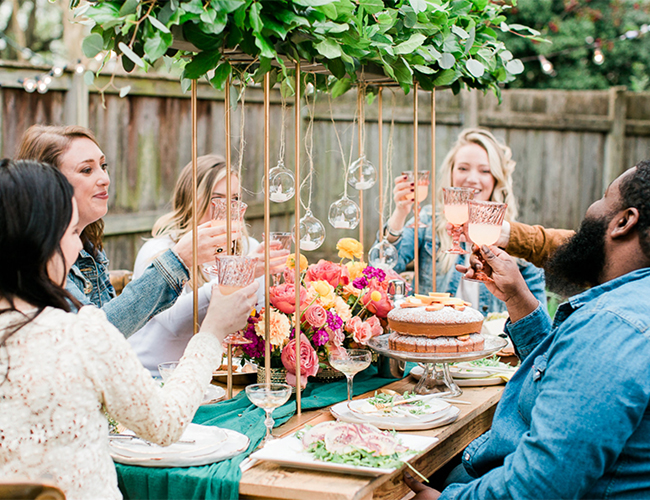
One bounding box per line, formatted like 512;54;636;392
346;396;450;420
250;430;438;476
456;377;504;387
330;402;460;431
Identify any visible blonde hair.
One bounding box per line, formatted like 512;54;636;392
435;128;518;274
152;154;249;285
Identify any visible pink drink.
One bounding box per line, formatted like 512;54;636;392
468;223;501;246
219;284;242;295
444;204;469;225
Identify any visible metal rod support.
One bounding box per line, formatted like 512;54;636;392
191;80;199;334
431;90;437;292
294;63;302;414
413;83;419;294
264;73;272;384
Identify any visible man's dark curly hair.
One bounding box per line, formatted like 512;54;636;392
619;160;650;259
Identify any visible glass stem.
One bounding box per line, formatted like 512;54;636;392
264;409;274;441
346;375;353;401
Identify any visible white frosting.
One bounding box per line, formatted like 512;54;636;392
387;305;483;325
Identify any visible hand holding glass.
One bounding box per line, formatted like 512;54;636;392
402;171;430;228
443;187;475;254
245;383;292;445
465;200;507;283
328;349;372;401
215;255;256;344
263;232;292;285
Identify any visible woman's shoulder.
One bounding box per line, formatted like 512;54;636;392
134;236;175;276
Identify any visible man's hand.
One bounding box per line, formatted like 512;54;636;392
404;473;440;500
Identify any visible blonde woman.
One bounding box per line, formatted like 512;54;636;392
382;128;546;315
128;155;288;375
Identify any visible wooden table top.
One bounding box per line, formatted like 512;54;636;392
238;377;504;500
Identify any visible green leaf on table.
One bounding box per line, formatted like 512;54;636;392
315;38;342;59
82;33;104;58
394;33;426;55
182;23;221;51
251;57;272;83
118;42;145;68
210;61;232;90
466;59;484;77
392;57;413;84
276;9;310;28
249;3;263;33
505;59;524;75
439;52;455;69
119;85;131;98
148;15;171;33
118;0;139;17
83;70;95;86
183;50;221;80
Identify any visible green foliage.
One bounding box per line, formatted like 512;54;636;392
75;0;543;96
500;0;650;91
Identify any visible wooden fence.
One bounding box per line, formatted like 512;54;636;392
2;61;650;270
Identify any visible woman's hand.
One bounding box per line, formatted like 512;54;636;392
403;473;441;500
201;281;259;342
249;240;290;279
393;174;415;216
173;220;243;267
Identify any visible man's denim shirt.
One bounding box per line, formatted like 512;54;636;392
66;248;189;338
441;268;650;499
387;207;547;315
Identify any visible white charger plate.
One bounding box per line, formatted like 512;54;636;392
410;365;506;387
347;396;450;420
110;424;249;467
250;430;438;476
330;402;460;430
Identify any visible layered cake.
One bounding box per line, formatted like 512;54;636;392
387;293;485;353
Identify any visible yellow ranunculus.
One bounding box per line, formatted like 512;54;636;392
337;238;364;260
312;280;333;298
286;253;308;272
370;291;382;302
345;260;367;280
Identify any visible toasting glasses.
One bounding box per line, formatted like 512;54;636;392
402;171;430;228
442;187;476;254
465;200;507;283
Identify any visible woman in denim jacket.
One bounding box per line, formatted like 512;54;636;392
15;125;235;337
382;128;546;314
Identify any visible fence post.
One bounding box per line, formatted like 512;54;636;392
462;89;479;128
603;86;627;190
64;70;89;127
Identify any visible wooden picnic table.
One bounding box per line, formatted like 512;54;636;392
237;377;504;500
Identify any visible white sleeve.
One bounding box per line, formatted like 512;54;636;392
78;307;221;445
133;237;175;280
145;281;213;337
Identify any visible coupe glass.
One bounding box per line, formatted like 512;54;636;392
157;361;179;382
245;383;292;445
263;232;293;285
328;348;372;402
443;187;476;254
465;200;507;283
211;198;248;222
402;171;430;228
215;255;256;345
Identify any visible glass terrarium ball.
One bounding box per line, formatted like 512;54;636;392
293;211;326;251
368;238;399;270
346;156;377;191
328;196;360;230
263;160;295;203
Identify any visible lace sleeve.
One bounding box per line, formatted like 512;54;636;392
76;307;221;445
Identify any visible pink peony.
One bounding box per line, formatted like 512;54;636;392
270;283;308;315
345;316;362;335
304;305;327;328
281;334;319;389
353;322;373;345
366;316;383;338
283;267;295;284
305;260;350;288
361;281;393;318
327;343;347;358
328;327;345;347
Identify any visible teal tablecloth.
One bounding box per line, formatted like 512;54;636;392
116;366;399;500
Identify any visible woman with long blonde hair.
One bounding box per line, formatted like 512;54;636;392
128;154;288;375
382;128;546;315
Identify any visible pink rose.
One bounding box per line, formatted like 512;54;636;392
283;267;295;284
305;260;350;288
270;283;308;315
328;327;345;347
281;334;319;389
345;316;362;334
353;322;373;345
362;281;393;318
304;305;327;328
366;316;383;338
327;343;347;358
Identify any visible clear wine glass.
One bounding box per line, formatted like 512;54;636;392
215;255;256;345
328;348;372;402
465;200;507;283
443;187;476;254
402;171;430;228
263;232;293;285
245;383;292;445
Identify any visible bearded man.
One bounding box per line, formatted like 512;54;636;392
406;161;650;499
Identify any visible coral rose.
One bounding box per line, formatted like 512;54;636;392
366;316;383;337
304;305;327;328
361;282;392;318
270;283;308;315
255;308;291;347
337;238;364;260
281;334;319;389
305;259;350;287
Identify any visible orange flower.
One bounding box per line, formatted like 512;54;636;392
255;308;291;347
336;238;364;260
345;260;367;280
286;253;308;272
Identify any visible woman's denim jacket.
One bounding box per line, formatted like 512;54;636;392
387;208;547;315
441;268;650;499
66;248;189;337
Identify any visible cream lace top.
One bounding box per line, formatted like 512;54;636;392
0;306;222;500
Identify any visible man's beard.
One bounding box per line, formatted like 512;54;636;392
544;215;608;297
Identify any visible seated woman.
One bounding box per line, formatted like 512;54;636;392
15;125;233;337
128;154;288;376
382;128;546;315
0;159;258;500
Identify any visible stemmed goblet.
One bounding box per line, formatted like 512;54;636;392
442;187;476;254
245;383;292;445
402;171;430;228
211;198;248;255
263;232;293;285
465;200;507;283
215;255;256;344
328;348;372;402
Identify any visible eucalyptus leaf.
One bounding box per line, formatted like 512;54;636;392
466;59;484;77
439;52;455;69
505;59;524;75
359;0;383;15
432;68;458;86
499;50;513;62
118;0;139;17
86;2;120;25
83;70;95;86
413;64;435;74
451;25;469;39
148;15;171;33
315;38;342;59
408;0;427;14
394;33;426;55
82;33;104;58
118;42;145;68
119;85;131;98
464;27;475;55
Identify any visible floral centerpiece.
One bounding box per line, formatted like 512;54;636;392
239;238;402;388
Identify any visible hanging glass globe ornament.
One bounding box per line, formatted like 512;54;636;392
328;196;360;229
262;160;295;203
346;156;377;190
368;238;399;270
292;210;326;251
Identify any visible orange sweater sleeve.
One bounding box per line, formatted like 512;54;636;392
505;221;575;268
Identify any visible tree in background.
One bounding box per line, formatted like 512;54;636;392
503;0;650;91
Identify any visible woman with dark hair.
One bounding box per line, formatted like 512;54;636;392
0;159;258;499
15;124;237;336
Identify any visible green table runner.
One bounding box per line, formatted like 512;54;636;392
116;366;398;500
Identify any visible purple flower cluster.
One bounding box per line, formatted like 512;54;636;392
312;328;329;347
240;318;264;359
326;310;343;331
352;276;368;290
363;266;386;282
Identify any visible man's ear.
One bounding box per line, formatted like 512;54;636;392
611;207;640;239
